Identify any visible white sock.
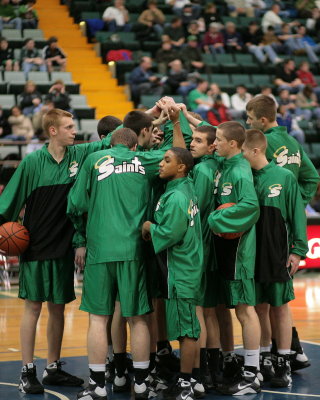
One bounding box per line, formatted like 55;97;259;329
46;361;58;369
278;349;291;355
133;360;150;369
244;349;260;368
260;345;271;353
108;345;114;362
89;364;106;372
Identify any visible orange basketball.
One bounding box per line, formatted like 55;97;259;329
0;222;30;256
216;203;243;240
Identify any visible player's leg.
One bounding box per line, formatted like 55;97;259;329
105;313;115;383
191;306;206;397
19;299;44;394
204;307;221;385
289;307;310;371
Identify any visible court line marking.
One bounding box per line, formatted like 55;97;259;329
0;382;71;399
262;390;320;398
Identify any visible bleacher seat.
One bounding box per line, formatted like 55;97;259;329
51;72;73;83
231;74;255;91
4;72;26;83
70;94;88;107
0;94;16;109
1;29;22;41
28;72;51;83
80;119;99;139
23;29;45;40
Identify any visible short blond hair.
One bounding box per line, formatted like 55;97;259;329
43;108;73;136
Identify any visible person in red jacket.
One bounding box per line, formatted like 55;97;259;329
296;61;320;102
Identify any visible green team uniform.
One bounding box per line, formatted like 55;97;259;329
208;153;260;307
0;140;110;303
265;126;319;205
150;177;203;340
253;162;308;306
67;144;165;316
189;153;221;307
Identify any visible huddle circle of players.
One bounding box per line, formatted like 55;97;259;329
0;95;318;400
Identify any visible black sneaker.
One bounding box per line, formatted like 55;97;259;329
222;354;242;383
77;378;108;399
149;368;168;392
200;369;214;391
290;327;311;371
270;355;292;388
19;363;44;394
259;352;275;382
42;360;84;386
105;359;115;383
112;372;131;392
134;376;158;399
163;377;194;400
126;353;134;373
156;348;180;373
219;369;261;395
190;378;205;398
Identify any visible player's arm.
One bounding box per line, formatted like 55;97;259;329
192;166;212;213
160;111;193;149
285;174;309;275
208;178;260;234
149;193;188;253
298;148;319;206
0;158;30;225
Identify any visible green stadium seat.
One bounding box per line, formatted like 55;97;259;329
231;73;254;90
140;95;162;108
215;53;238;73
81;11;100;20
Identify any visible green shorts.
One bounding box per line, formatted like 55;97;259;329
255;280;295;307
80;260;152;317
18;253;75;304
220;277;256;308
199;269;220;308
165;298;200;341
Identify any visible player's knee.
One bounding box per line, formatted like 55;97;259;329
25;300;42;316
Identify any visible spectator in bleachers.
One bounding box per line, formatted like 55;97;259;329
202;3;223;29
102;0;131;32
6;105;34;140
32;99;54;133
21;38;46;76
0;105;11;138
295;0;317;18
277;104;305;143
129;56;163;106
162;17;185;48
276;23;300;54
296;61;320;101
18;0;38;29
180;35;204;71
260;85;278;106
166;0;201;19
202;22;225;55
284;25;320;64
0;37;19;71
277;87;299;114
306;8;320;38
138;0;165;37
163;59;195;96
262;4;283;33
243;20;283;64
180;4;201;30
45;80;72;112
186;20;202;42
155;40;180;74
274;58;305;94
230;84;253;118
296;84;320;120
187;78;213;119
0;0;22;31
209;82;231;108
261;26;287;55
225;0;255;17
18;80;42;117
222;21;243;53
42;36;67;73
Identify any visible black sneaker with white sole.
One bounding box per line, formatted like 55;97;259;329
222;354;242;383
219;370;261;396
19;363;44;394
190;378;205;398
105;359;115;383
290;327;311;371
259;352;275;381
42;360;84;386
134;377;158;399
163;378;195;400
149;368;168;392
112;373;131;392
156;348;180;373
270;355;292;388
77;379;108;400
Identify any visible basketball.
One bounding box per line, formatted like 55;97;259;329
0;222;30;256
216;203;244;240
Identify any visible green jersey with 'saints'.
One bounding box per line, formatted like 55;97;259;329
150;177;204;299
265;126;319;205
208;153;260;280
253;162;308;283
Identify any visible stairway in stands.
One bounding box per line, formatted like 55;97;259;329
36;0;133;120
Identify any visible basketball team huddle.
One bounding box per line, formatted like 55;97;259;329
0;94;319;400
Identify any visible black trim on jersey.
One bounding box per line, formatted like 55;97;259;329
21;183;74;262
156;250;169;299
214;235;241;280
255;205;290;283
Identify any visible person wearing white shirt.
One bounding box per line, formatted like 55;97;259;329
102;0;131;32
230;85;253;119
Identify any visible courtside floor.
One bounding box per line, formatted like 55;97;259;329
1;271;320;400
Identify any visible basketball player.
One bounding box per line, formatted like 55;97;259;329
242;129;308;387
